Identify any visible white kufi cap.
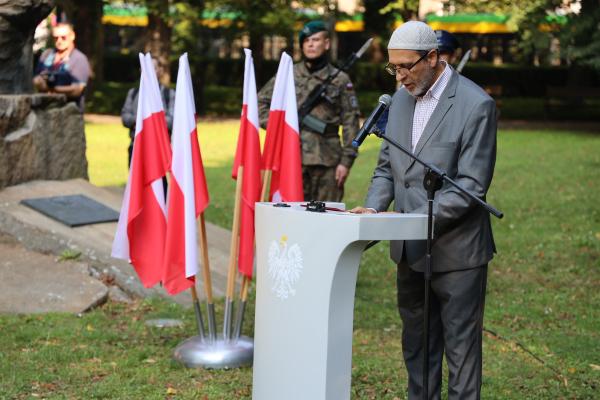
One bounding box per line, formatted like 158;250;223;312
387;21;438;51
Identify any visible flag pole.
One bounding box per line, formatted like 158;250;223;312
171;52;252;370
225;165;243;340
233;275;250;340
232;167;269;339
189;286;206;339
260;170;272;202
198;212;217;342
166;166;207;339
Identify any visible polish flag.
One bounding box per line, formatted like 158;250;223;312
112;53;172;288
261;52;303;202
162;53;210;295
232;49;262;279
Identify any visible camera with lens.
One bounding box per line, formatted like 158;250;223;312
42;70;72;88
45;71;58;88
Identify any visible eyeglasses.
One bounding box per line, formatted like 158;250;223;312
53;35;69;41
384;51;431;76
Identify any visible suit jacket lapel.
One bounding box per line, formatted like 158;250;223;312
392;90;415;167
409;70;459;168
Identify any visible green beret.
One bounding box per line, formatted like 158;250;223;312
299;20;327;44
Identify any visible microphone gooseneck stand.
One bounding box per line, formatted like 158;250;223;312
368;127;503;400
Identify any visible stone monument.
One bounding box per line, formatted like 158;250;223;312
0;0;89;189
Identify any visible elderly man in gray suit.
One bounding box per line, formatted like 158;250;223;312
352;21;497;399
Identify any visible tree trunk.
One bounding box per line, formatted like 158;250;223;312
249;29;265;83
0;0;54;94
145;0;172;85
192;0;207;114
399;10;417;22
71;0;104;85
363;0;395;42
326;2;339;62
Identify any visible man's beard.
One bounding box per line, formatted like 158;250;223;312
407;67;436;98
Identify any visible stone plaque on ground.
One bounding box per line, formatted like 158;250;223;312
21;194;119;227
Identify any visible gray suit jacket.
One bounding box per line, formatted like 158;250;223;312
365;69;497;272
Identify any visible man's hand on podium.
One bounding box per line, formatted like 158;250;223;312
349;207;378;214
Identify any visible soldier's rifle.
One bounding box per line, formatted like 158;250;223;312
455;49;471;74
299;38;373;134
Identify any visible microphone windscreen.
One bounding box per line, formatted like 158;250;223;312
379;94;392;106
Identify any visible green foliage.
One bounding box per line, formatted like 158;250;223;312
446;0;564;64
447;0;600;69
362;0;397;38
171;2;204;57
98;50;600;95
86;82;242;117
443;0;515;14
350;61;587;96
378;0;421;22
210;0;311;40
58;249;82;262
559;0;600;71
202;85;242;116
87;81;132;115
510;0;564;65
85;78;600;122
498;97;600;120
145;0;170;21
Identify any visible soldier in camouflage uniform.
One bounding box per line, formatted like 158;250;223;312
257;21;361;202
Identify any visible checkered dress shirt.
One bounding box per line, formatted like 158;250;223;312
411;62;452;152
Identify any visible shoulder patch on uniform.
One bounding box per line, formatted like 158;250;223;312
350;95;359;109
346;82;354;90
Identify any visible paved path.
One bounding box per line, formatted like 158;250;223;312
0;232;109;314
0;179;234;313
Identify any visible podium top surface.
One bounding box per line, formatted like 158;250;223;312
256;202;428;242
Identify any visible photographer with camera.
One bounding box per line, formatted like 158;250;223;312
33;23;91;112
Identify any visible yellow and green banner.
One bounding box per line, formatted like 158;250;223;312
425;13;512;34
101;5;567;34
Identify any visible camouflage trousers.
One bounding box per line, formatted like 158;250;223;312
302;165;343;202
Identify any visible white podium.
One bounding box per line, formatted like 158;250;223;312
252;202;428;400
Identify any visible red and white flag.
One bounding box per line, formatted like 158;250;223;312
232;49;262;279
112;53;172;288
261;52;303;202
162;53;210;295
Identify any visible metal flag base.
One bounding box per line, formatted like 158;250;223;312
173;336;254;369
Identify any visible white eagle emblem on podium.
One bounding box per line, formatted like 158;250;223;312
268;236;303;299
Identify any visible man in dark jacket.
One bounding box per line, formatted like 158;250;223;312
120;59;175;167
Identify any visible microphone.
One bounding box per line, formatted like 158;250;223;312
352;94;392;148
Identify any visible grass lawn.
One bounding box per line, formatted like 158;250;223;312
1;120;598;399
